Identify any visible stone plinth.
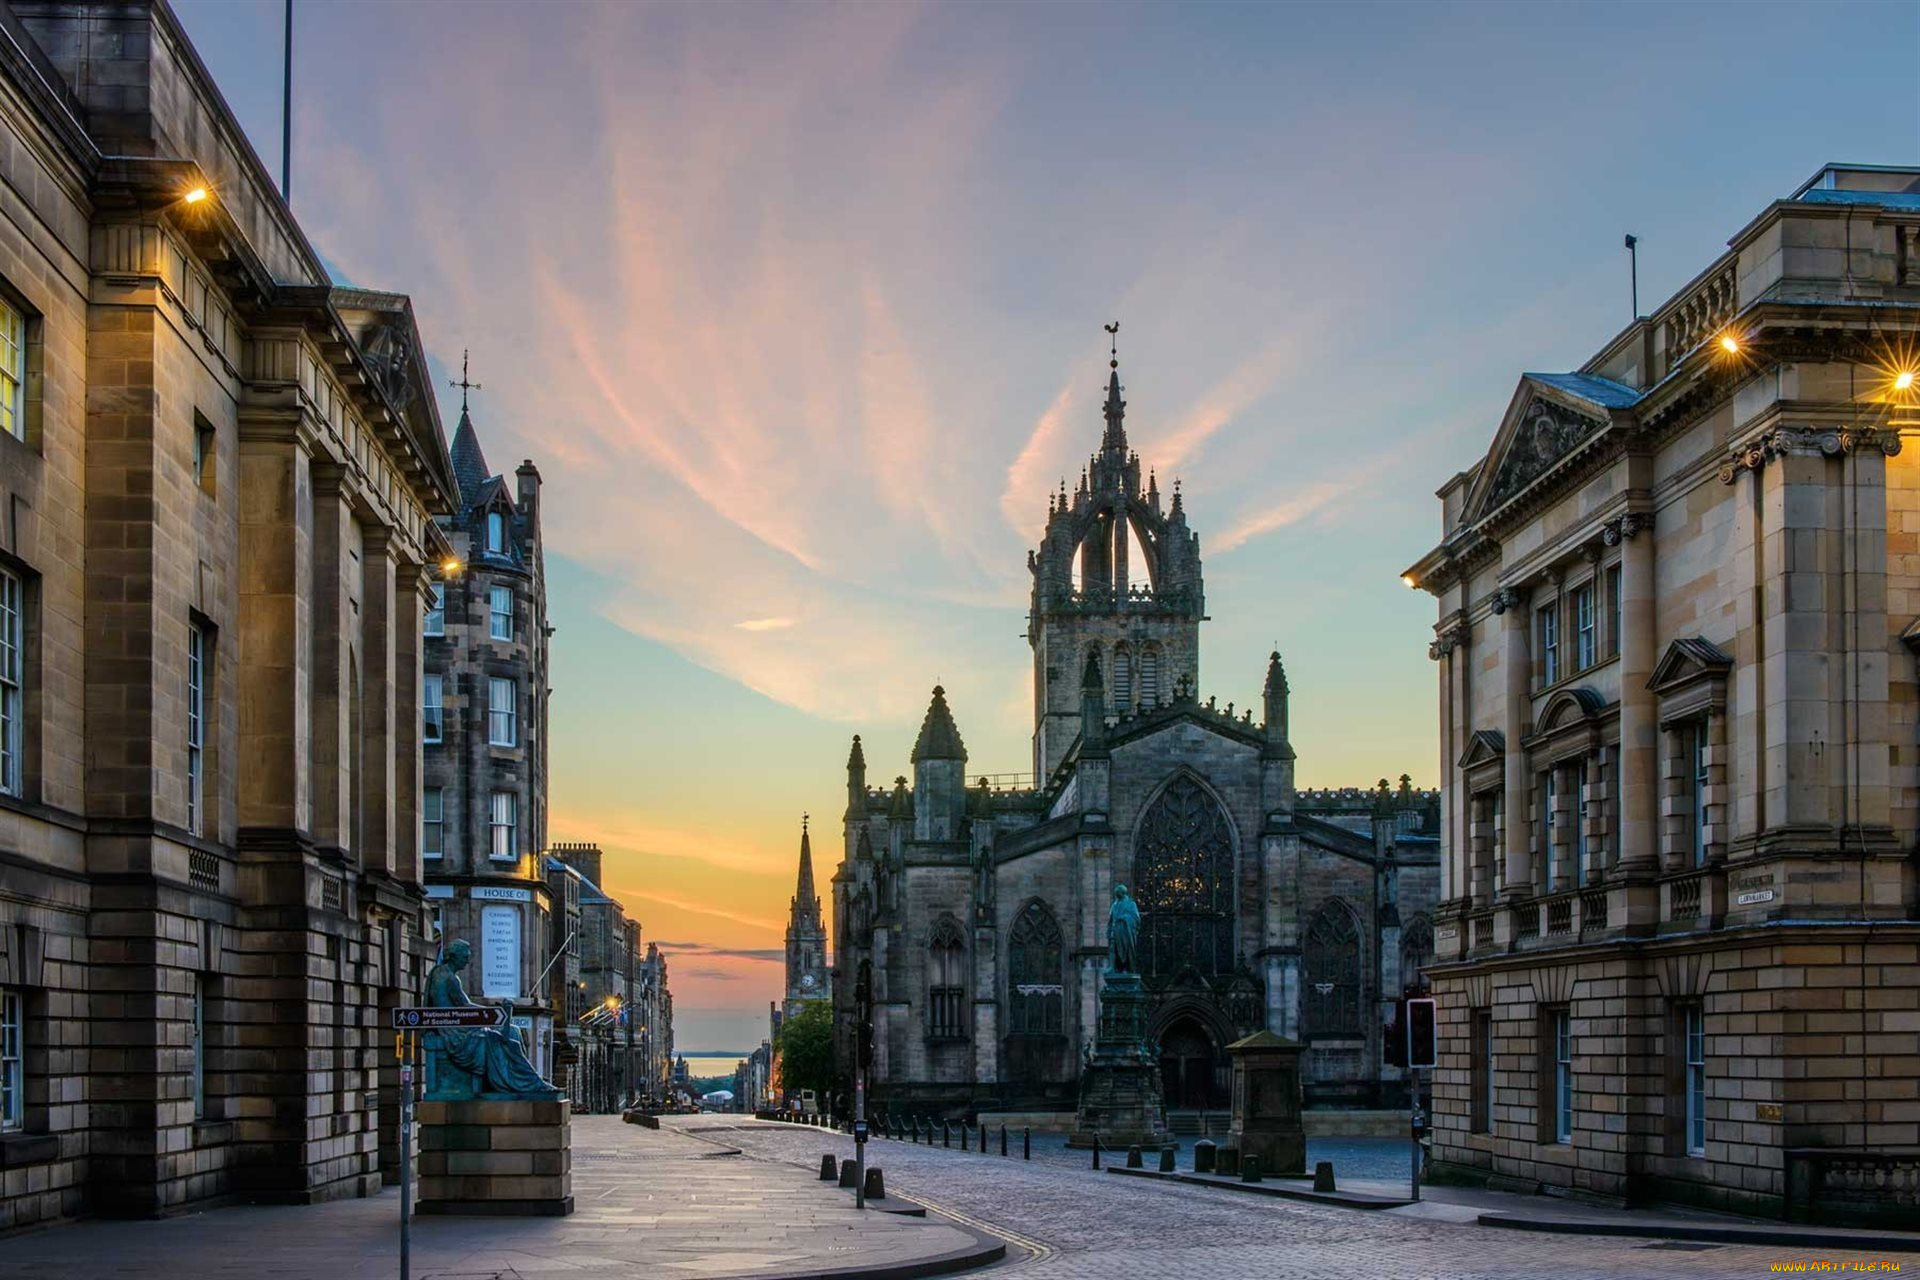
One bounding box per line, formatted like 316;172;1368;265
416;1099;574;1216
1069;972;1171;1149
1226;1030;1306;1177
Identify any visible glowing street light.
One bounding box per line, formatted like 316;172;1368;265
439;557;464;576
1896;370;1915;392
182;186;209;205
1718;333;1741;355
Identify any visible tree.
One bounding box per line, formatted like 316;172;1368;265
775;1001;834;1102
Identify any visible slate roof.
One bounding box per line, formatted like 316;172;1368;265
910;686;968;763
1525;372;1644;410
449;408;493;507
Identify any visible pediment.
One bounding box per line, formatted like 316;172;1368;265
1456;729;1505;770
1648;637;1734;695
1536;686;1607;734
1464;379;1613;523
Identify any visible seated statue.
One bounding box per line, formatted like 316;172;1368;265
421;939;563;1101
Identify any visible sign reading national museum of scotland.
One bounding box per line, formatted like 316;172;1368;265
391;1005;511;1030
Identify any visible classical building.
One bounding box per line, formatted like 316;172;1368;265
784;818;830;1013
420;391;556;1075
830;347;1440;1121
0;1;457;1227
1406;163;1920;1222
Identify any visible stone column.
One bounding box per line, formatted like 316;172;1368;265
309;464;349;850
393;561;427;887
1612;512;1656;872
360;528;398;876
1437;635;1456;902
236;428;312;832
1762;447;1833;836
1499;591;1533;898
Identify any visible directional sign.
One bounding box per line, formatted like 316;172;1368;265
392;1005;509;1030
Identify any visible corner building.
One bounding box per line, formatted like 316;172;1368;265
0;1;457;1226
1407;164;1920;1222
832;352;1441;1122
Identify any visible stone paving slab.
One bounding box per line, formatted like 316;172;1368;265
0;1117;1002;1280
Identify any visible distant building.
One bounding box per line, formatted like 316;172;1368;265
549;843;645;1112
635;942;674;1105
422;392;556;1076
785;818;831;1012
0;1;458;1228
830;345;1440;1120
1406;164;1920;1221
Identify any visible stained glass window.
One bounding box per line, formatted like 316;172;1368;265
1303;901;1361;1035
1134;776;1236;980
1008;902;1063;1034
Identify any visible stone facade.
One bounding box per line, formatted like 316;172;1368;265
421;401;557;1077
1406;163;1920;1221
548;842;659;1112
831;351;1440;1121
0;0;459;1227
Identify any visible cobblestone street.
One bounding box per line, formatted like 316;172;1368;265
679;1119;1920;1280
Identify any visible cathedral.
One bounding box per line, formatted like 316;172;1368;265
820;344;1442;1121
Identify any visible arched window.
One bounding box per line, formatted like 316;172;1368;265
1400;916;1433;994
1134;776;1236;979
1303;902;1362;1036
1007;902;1063;1034
1113;646;1133;714
485;510;506;555
928;917;966;1040
1138;646;1160;709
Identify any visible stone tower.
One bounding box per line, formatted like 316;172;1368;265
1027;341;1205;781
785;816;830;1008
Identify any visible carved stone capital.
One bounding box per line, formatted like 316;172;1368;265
1602;511;1652;544
1719;425;1903;484
1488;587;1522;616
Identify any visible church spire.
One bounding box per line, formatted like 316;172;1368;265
784;813;827;1005
792;813;819;917
1101;321;1127;453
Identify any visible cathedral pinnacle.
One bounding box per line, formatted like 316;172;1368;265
911;685;968;763
1101;321;1127;452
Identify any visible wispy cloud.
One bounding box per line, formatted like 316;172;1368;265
1214;476;1369;554
735;617;797;632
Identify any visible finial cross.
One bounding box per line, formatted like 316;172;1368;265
449;348;483;413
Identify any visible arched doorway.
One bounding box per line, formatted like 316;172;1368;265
1157;1015;1226;1111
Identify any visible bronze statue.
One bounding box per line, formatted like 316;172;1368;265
422;939;562;1100
1107;883;1140;975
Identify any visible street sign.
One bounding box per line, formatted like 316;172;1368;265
392;1005;509;1030
853;1120;869;1141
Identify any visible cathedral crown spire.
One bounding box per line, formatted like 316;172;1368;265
1102;321;1127;453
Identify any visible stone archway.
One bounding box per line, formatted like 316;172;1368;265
1157;1014;1227;1111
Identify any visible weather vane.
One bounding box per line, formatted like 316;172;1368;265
449;349;483;414
1105;320;1119;369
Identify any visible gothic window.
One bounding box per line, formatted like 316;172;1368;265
1303;901;1362;1036
1400;916;1433;994
1134;775;1236;980
928;916;966;1040
1138;646;1160;709
1008;902;1063;1035
1113;646;1133;714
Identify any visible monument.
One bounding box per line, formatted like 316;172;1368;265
414;939;574;1216
1069;886;1172;1150
1225;1030;1307;1176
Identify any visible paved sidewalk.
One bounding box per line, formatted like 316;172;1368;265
0;1116;1002;1280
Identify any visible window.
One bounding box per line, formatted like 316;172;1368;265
1551;1009;1573;1143
1113;647;1132;714
1573;763;1589;888
0;567;20;796
489;790;517;860
485;510;506;554
928;917;966;1039
0;988;19;1130
1541;770;1557;887
1303;902;1362;1036
488;584;513;641
488;676;517;746
1538;605;1559;685
191;414;215;493
1491;791;1504;894
191;977;206;1120
187;623;206;836
422;674;443;743
1007;902;1063;1035
1470;1008;1493;1134
1684;1004;1706;1156
424;582;444;637
422;787;444;859
1138;647;1160;709
0;297;23;442
1606;566;1622;659
1573;585;1596;670
1689;720;1709;867
1135;776;1236;979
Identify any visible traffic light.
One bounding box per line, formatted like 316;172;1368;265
1406;997;1437;1070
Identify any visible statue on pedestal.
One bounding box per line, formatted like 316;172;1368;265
1107;884;1140;975
422;939;563;1100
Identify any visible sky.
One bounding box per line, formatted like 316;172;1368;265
174;0;1919;1054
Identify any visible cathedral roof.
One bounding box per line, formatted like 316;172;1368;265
910;685;968;763
449;407;494;507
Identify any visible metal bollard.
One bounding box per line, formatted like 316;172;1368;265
1024;1127;1031;1160
1159;1145;1176;1173
979;1122;987;1153
1126;1145;1143;1169
1241;1154;1262;1184
839;1160;858;1188
1091;1135;1101;1170
864;1167;886;1200
1313;1160;1336;1192
911;1118;920;1145
819;1154;838;1181
1193;1139;1216;1174
942;1120;951;1148
1000;1125;1008;1157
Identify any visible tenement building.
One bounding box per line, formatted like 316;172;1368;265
0;1;458;1227
1405;163;1920;1222
421;388;557;1076
547;842;645;1113
830;345;1439;1122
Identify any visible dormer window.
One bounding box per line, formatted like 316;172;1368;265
485;510;506;555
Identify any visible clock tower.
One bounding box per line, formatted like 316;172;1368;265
784;815;830;1009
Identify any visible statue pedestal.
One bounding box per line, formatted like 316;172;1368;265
417;1099;574;1216
1226;1030;1306;1177
1068;972;1171;1150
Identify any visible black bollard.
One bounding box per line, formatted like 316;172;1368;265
864;1167;886;1200
1159;1146;1176;1173
1000;1125;1008;1157
818;1154;838;1181
1218;1146;1240;1177
911;1119;919;1145
1024;1127;1031;1160
839;1160;858;1189
942;1120;951;1148
1091;1135;1101;1170
979;1122;987;1153
1126;1145;1143;1169
1313;1160;1337;1192
1193;1139;1216;1174
1241;1154;1262;1184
